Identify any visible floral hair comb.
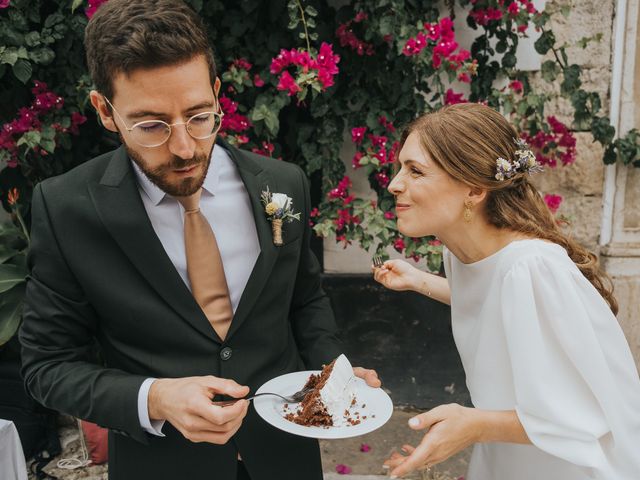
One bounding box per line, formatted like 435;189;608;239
495;138;543;181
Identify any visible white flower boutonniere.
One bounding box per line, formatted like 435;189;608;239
261;188;301;246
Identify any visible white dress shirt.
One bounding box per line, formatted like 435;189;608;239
133;145;260;435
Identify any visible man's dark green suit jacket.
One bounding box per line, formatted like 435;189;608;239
19;140;343;479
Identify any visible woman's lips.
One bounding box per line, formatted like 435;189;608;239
395;203;411;212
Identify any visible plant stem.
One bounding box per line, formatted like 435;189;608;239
295;0;312;52
541;26;567;69
14;208;30;248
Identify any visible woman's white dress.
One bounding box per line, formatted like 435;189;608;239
443;239;640;480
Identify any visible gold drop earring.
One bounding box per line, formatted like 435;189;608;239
463;200;473;223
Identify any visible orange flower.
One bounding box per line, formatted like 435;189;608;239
7;187;19;206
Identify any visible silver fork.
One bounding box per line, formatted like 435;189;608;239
213;386;312;407
372;255;384;268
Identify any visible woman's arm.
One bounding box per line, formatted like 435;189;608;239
372;259;451;305
384;405;530;478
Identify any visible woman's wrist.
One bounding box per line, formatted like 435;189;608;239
414;271;433;297
469;409;530;444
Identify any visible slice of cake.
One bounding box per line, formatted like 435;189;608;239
285;354;357;427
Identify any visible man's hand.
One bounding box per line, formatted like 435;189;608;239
353;367;382;388
148;375;250;444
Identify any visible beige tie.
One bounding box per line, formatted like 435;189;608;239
177;190;233;340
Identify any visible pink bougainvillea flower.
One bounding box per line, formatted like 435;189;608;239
253;74;265;87
509;80;524;93
352;151;364;169
351;127;367;144
70;111;87;135
384;211;395;220
276;70;302;96
369;134;387;148
0;0;11;9
336;15;375;56
335;464;352;475
393;237;406;253
232;58;252;71
360;443;372;452
544;194;563;214
86;0;108;19
444;88;466;105
251;140;275;157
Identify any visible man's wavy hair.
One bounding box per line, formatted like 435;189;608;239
84;0;217;100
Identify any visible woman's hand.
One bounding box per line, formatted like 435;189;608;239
383;403;481;478
372;259;423;292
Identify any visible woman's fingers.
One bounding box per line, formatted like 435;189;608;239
390;439;434;478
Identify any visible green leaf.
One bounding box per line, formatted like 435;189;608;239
24;32;41;47
71;0;85;12
541;60;559;82
305;5;318;16
40;138;56;153
534;30;556;55
44;13;64;29
29;47;55;65
288;19;299;29
1;49;19;66
17;130;41;149
591;116;615;145
12;59;32;83
0;263;27;294
603;144;617;164
0;284;25;346
502;52;516;68
263;110;280;136
561;64;581;95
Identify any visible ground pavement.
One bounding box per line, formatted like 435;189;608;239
30;409;471;480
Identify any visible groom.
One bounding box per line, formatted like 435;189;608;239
19;1;380;479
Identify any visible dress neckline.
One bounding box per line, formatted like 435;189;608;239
448;238;558;269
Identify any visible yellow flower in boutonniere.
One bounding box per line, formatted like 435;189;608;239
261;188;301;246
265;202;279;216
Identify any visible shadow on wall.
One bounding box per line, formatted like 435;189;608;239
323;275;471;409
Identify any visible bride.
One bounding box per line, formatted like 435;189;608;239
373;103;640;479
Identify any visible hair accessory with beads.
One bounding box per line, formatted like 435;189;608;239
495;138;543;181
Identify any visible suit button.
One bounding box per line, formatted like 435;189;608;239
220;347;233;361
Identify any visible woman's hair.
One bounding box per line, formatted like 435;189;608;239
400;102;618;314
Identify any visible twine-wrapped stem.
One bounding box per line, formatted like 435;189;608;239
272;218;283;246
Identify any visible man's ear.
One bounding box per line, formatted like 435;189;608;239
89;90;117;133
213;77;221;98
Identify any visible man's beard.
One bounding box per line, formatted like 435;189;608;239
125;144;212;197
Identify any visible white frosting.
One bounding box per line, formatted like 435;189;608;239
318;354;357;425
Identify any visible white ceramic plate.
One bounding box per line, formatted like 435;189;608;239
254;370;393;439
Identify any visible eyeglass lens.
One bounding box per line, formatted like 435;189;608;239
131;112;222;147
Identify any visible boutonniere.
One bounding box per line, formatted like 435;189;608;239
261;188;301;246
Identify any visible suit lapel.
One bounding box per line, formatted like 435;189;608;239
222;141;279;341
87;146;218;342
